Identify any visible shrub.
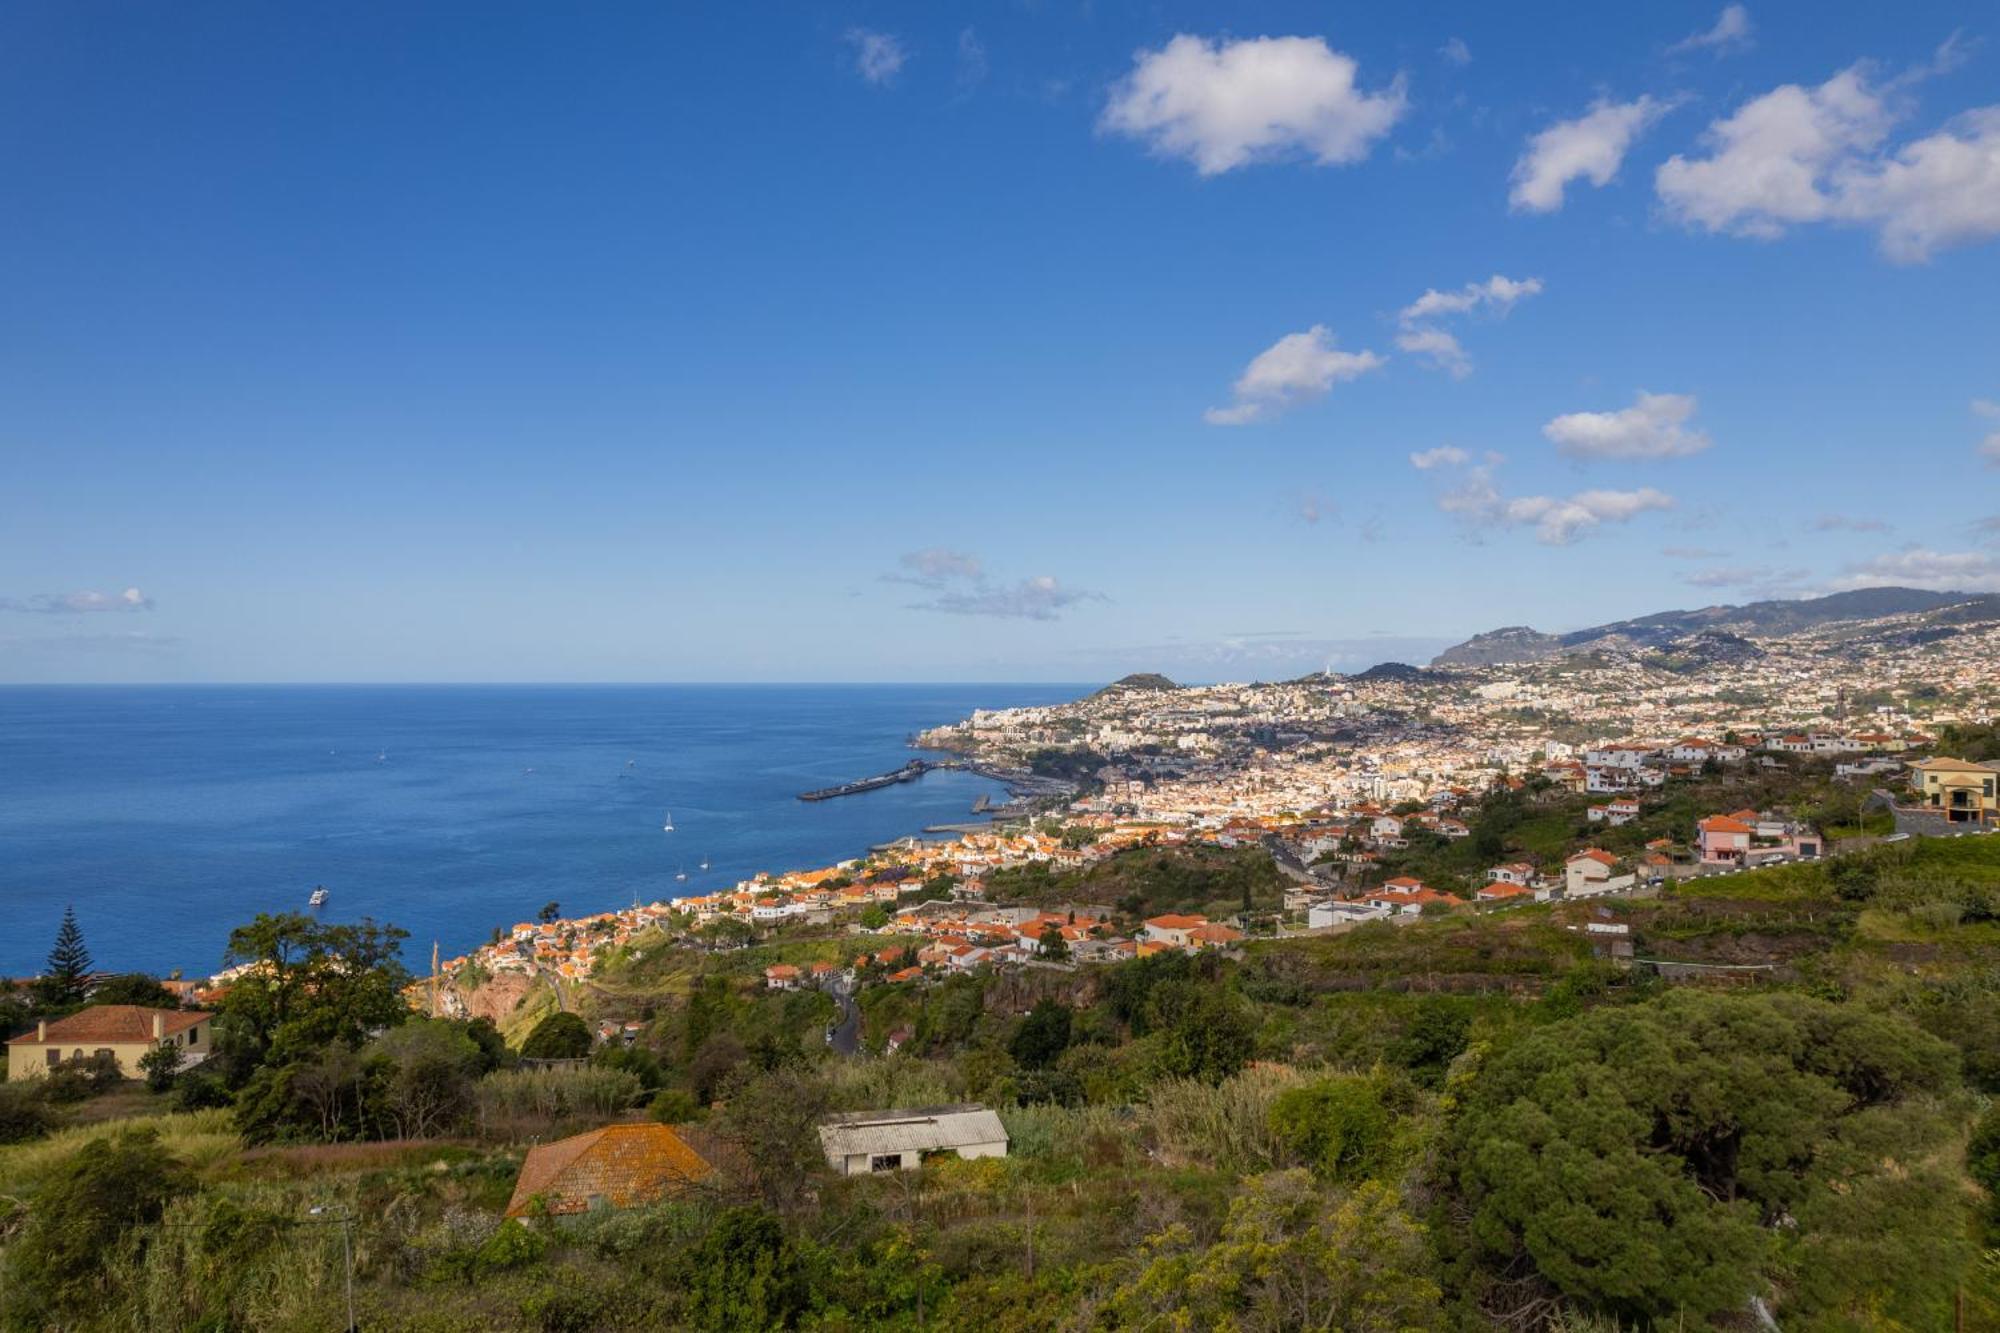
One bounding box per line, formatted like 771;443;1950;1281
649;1087;702;1123
39;1050;125;1102
1269;1073;1398;1182
475;1217;548;1274
0;1083;55;1144
139;1042;184;1092
519;1011;593;1060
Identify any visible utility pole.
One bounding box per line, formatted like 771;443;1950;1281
309;1206;356;1332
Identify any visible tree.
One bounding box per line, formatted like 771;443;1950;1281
3;1128;194;1327
1143;978;1252;1084
1037;923;1069;961
682;1207;807;1331
218;913;412;1064
373;1019;483;1138
519;1010;593;1059
1112;1173;1443;1331
138;1041;184;1093
1448;990;1968;1329
713;1067;829;1212
539;900;562;924
859;904;890;931
88;974;180;1010
1009;999;1073;1070
33;906;93;1011
1269;1074;1400;1183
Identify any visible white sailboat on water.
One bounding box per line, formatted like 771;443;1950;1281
662;810;675;833
675;865;688;883
308;885;329;908
699;855;711;872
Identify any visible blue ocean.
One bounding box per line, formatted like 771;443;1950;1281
0;684;1082;978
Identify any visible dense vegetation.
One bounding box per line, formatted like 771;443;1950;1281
3;835;1999;1330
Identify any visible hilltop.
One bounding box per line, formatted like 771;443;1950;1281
1091;672;1180;696
1432;586;1998;666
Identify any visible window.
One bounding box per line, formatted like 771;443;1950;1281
45;1050;59;1068
869;1154;902;1172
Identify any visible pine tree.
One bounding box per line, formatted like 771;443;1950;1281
36;906;94;1010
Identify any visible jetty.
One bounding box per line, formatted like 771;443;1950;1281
798;759;943;802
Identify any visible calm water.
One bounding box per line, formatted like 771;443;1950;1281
0;684;1082;978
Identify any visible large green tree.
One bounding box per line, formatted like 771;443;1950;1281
1448;990;1969;1328
218;913;411;1064
33;906;93;1011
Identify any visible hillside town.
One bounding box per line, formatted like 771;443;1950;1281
424;605;2000;1008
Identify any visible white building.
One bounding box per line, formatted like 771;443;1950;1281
818;1104;1010;1176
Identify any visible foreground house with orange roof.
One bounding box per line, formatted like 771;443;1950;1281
505;1123;719;1217
6;1004;214;1080
1564;849;1633;898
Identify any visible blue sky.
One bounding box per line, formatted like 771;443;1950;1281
4;1;1997;684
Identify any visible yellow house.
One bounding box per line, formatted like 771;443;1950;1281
1908;757;2000;826
5;1004;215;1080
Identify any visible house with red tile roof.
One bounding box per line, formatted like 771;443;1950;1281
6;1004;214;1081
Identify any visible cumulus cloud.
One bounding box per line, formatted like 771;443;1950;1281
1543;390;1712;460
1205;325;1384;425
1811;514;1890;532
0;587;154;614
889;552;1102;620
1669;5;1754;56
846;29;907;85
1439;37;1471;67
1657;64;2000;261
1100;34;1407;175
1830;547;2000;592
1409;446;1470;469
1510;96;1671;213
1418;452;1674;545
1395;274;1543;377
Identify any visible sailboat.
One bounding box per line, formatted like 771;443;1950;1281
662;810;675;833
675;865;688;883
308;885;329;908
699;855;711;872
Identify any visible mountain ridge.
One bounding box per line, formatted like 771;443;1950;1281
1431;587;1999;667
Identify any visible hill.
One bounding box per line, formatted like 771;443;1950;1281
1431;586;1996;666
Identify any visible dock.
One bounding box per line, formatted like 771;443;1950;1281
798;759;941;802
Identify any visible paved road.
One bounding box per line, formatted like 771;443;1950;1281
827;980;861;1056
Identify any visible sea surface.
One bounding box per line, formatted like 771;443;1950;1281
0;684;1083;978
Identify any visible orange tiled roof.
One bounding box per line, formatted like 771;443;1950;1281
8;1004;210;1046
505;1123;716;1217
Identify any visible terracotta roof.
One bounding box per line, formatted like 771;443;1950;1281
1145;914;1207;930
1699;816;1754;834
1568;849;1618;867
505;1123;716;1217
8;1005;211;1046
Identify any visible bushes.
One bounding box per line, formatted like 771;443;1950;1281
39;1050;125;1103
0;1083;55;1144
474;1066;643;1140
1269;1072;1404;1183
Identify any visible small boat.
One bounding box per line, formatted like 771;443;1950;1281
699;855;711;872
308;886;329;908
662;810;675;833
375;752;386;763
675;866;688;882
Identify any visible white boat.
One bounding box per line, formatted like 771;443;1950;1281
308;886;329;908
699;855;711;872
662;810;675;833
675;866;688;882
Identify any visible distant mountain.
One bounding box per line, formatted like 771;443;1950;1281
1431;587;1993;667
1093;672;1180;697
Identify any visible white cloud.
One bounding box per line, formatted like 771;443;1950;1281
0;587;154;614
1662;545;1731;559
1510;96;1670;213
1656;65;2000;261
1409;445;1470;469
1503;488;1676;544
1681;564;1809;591
955;28;988;95
1978;397;2000;465
887;548;984;586
1543;390;1712;460
1395;274;1543;377
1830;547;2000;592
1399;274;1543;324
1419;452;1674;544
1669;5;1754;56
1100;34;1407;175
1811;514;1890;532
919;575;1104;621
1205;325;1384;425
1394;327;1468;377
1439;37;1471;67
1656;66;1894;237
846;29;907;86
